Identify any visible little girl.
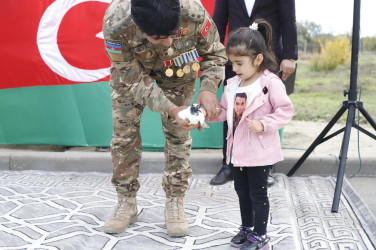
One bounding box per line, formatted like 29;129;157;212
208;19;294;249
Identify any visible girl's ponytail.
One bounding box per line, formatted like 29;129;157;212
254;18;274;54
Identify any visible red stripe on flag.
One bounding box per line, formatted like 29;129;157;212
0;0;110;89
0;0;215;89
105;45;122;51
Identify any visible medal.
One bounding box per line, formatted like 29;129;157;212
174;40;181;49
167;47;174;56
183;65;191;74
192;62;200;71
181;28;189;36
176;28;181;39
165;68;174;77
176;69;184;77
164;59;173;77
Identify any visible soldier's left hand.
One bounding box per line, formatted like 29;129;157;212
196;91;220;120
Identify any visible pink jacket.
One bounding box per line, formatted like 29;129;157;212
210;69;294;167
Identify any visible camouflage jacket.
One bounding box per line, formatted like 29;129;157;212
103;0;227;115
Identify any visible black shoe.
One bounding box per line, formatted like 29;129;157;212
210;164;233;185
231;225;253;248
241;232;270;250
267;174;275;187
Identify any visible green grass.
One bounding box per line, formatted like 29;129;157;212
290;51;376;123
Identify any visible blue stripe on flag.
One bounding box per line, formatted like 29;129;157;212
105;41;121;48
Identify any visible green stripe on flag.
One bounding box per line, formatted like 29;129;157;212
0;80;223;149
105;48;122;54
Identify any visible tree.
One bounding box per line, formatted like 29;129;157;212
297;20;322;53
297;20;322;42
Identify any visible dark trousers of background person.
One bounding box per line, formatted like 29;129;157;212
231;164;272;235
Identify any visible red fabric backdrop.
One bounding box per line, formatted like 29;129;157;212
0;0;215;90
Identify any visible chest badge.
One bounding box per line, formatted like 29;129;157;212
181;28;189;36
262;87;268;94
174;40;182;49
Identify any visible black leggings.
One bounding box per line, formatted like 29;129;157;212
231;164;272;235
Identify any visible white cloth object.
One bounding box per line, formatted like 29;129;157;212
249;22;258;31
244;0;256;17
178;104;208;127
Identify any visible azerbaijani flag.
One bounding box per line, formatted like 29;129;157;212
0;0;219;147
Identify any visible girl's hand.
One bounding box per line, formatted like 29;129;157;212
246;118;264;133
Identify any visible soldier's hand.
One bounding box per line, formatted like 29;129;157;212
196;91;220;120
168;106;200;131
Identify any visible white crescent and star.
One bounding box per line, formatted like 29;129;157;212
37;0;111;82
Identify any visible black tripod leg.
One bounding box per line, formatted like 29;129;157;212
287;104;348;176
331;104;356;212
358;104;376;131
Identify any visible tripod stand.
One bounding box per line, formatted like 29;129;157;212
287;0;376;212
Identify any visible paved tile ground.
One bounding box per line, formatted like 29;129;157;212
0;171;375;250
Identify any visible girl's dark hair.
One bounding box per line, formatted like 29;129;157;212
226;18;279;74
131;0;181;38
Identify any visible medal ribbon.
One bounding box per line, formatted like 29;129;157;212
171;49;200;67
189;49;199;61
164;60;172;67
173;57;183;67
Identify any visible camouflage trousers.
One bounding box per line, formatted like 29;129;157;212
110;78;195;198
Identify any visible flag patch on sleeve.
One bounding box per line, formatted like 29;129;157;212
201;19;212;38
105;40;122;54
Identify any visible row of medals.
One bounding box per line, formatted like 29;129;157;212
164;27;200;78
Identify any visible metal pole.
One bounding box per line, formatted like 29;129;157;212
331;0;361;212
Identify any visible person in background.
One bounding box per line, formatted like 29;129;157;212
207;19;294;249
102;0;227;237
210;0;298;186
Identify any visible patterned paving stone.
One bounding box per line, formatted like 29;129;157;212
0;171;374;250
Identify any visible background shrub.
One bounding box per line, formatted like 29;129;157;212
311;36;351;71
362;37;376;51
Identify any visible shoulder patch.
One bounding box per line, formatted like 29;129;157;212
105;40;122;54
201;19;212;38
105;39;125;62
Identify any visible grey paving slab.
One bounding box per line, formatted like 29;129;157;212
0;171;375;250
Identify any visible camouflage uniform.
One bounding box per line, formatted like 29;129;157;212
103;0;227;198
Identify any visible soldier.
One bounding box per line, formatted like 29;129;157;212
102;0;227;237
